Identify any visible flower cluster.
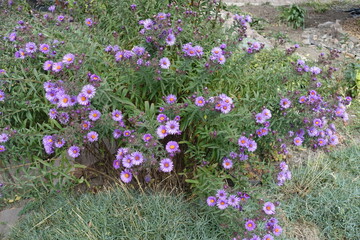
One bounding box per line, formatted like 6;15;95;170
207;189;250;210
181;42;203;57
0;131;10;153
244;41;265;54
43;53;76;73
193;93;234;114
277;162;291;186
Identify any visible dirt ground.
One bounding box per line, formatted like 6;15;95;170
238;3;360;60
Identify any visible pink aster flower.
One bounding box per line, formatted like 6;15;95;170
120;169;132;183
159;158;174;172
207;196;217;206
87;131;98;142
62;53;75;65
89;110;101;121
81;84;96;99
263;202;276;215
245;220;256;231
68;146;80;158
222;158;233;169
159;57;170;69
165;141;179;153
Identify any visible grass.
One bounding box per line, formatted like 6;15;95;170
9;187;226;240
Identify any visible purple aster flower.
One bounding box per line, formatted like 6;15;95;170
113;159;121;169
262;234;274;240
313;118;322;127
329;135;339;146
39;44;50;53
90;74;101;82
157;12;167;20
89;110;101;121
159;158;174;172
113;129;122;139
247;140;257;152
195;96;206;107
157;114;168;123
52;62;63;72
217;198;228;210
48;5;55;12
58;94;71;108
238;136;248;147
81;84;96;99
222;158;233;169
0;133;9;143
279;162;288;171
87;131;98;142
44;145;54;154
166;141;179;153
62;53;75;65
165;120;180;135
156;125;168;139
123;50;135;59
194;45;204;56
255;113;266;124
263;202;276;215
207;196;217;206
307;127;318;137
211;47;222;56
142;19;154;30
251;235;261;240
42;135;54;146
245;220;256;231
59;112;70;124
122;154;133;168
111;109;123;121
217;55;226;64
220;102;231;114
16;48;27;59
123;130;131;137
159;57;171;69
165;94;177;104
0;90;5;102
299;96;307;103
81;121;91;130
0;145;6;152
131;151;144;166
280;98;291;109
68;146;80;158
57;15;65;22
115;51;125;61
262;109;272;119
77;93;90;106
43;60;53;71
228;195;240;207
120;169;132;183
317;138;327;146
25;42;37;53
116;148;129;160
9;32;16;42
165;33;176;46
216;189;227;199
310;66;321;75
142;133;153;142
132;46;145;56
293;136;303;146
54;138;65;148
239;153;248;161
272;224;282;236
85;18;93;26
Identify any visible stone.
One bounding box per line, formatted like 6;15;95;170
0;207;22;238
313;35;318;41
302;38;310;45
317;21;334;28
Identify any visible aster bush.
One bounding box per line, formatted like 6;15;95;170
0;0;356;239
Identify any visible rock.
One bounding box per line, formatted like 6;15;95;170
333;39;339;45
313;35;318;41
348;42;354;50
318;21;334;28
322;34;328;39
302;38;310;45
0;207;23;238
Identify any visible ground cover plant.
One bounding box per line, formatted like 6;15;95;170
0;0;357;239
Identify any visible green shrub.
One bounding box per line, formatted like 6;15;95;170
280;5;306;29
